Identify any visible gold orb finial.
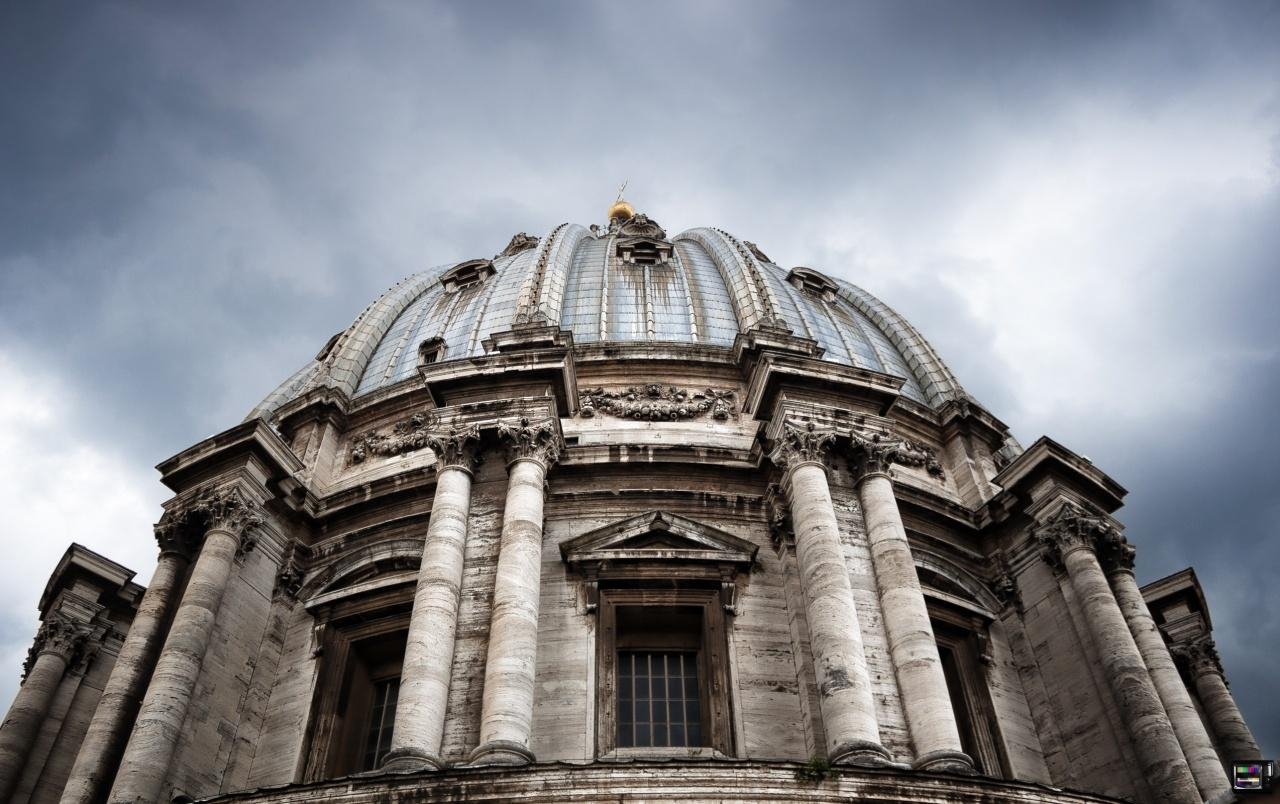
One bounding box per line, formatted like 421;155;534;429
608;180;634;222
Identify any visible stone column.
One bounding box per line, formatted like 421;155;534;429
772;420;891;766
470;417;561;766
1174;636;1262;762
850;434;973;773
383;423;481;772
109;486;261;804
60;519;195;804
0;615;88;802
1099;535;1231;800
1037;505;1200;804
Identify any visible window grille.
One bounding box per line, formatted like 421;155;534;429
617;651;701;748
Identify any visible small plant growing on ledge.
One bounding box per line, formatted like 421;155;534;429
795;755;832;783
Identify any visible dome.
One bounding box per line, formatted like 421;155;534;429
251;216;967;420
7;203;1252;804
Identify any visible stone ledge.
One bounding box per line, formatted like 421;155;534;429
199;758;1127;804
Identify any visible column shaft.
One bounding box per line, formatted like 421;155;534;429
0;650;70;801
1110;569;1229;799
1061;546;1200;804
471;457;548;765
1194;666;1261;761
61;551;189;804
858;472;972;772
109;528;240;803
383;465;473;771
787;461;888;765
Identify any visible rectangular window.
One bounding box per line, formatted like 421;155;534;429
596;588;733;757
617;651;701;748
361;677;400;770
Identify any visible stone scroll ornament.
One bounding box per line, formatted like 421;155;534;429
579;385;736;421
425;420;482;473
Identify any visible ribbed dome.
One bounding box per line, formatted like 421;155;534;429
251;218;968;419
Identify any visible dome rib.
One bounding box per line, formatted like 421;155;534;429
834;280;966;407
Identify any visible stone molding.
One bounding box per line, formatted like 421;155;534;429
23;613;89;677
578;385;736;421
770;418;837;471
1033;503;1116;571
1171;636;1225;680
497;415;562;468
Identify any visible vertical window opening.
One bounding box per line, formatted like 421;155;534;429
361;676;401;770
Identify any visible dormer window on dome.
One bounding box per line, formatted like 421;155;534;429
786;266;839;301
439;259;495;293
613;213;673;266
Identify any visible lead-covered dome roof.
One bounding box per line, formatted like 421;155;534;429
251;214;968;419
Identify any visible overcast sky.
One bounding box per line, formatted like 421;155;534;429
1;0;1277;761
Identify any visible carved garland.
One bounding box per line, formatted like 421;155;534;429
579;385;736;421
847;426;946;479
349;412;433;464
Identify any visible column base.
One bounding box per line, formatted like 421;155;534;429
380;747;446;773
468;740;535;767
912;749;976;774
829;739;900;768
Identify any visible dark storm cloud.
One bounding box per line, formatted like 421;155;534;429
1;0;1277;755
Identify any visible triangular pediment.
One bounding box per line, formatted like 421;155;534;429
560;510;758;568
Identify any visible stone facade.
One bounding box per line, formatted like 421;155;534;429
0;208;1261;803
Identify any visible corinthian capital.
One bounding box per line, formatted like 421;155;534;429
847;428;901;477
153;511;196;559
1171;636;1224;680
770;418;836;472
425;421;482;473
1096;528;1136;574
1034;503;1114;570
497;416;561;468
24;613;89;676
192;486;263;542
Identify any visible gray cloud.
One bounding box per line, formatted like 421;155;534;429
1;0;1277;756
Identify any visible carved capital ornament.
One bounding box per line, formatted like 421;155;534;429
497;416;561;468
1034;503;1116;570
192;486;264;545
425;421;483;474
24;613;89;677
1170;636;1225;682
770;418;837;471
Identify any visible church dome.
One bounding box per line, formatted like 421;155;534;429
251;216;967;420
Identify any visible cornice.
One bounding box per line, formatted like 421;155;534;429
157;418;304;495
